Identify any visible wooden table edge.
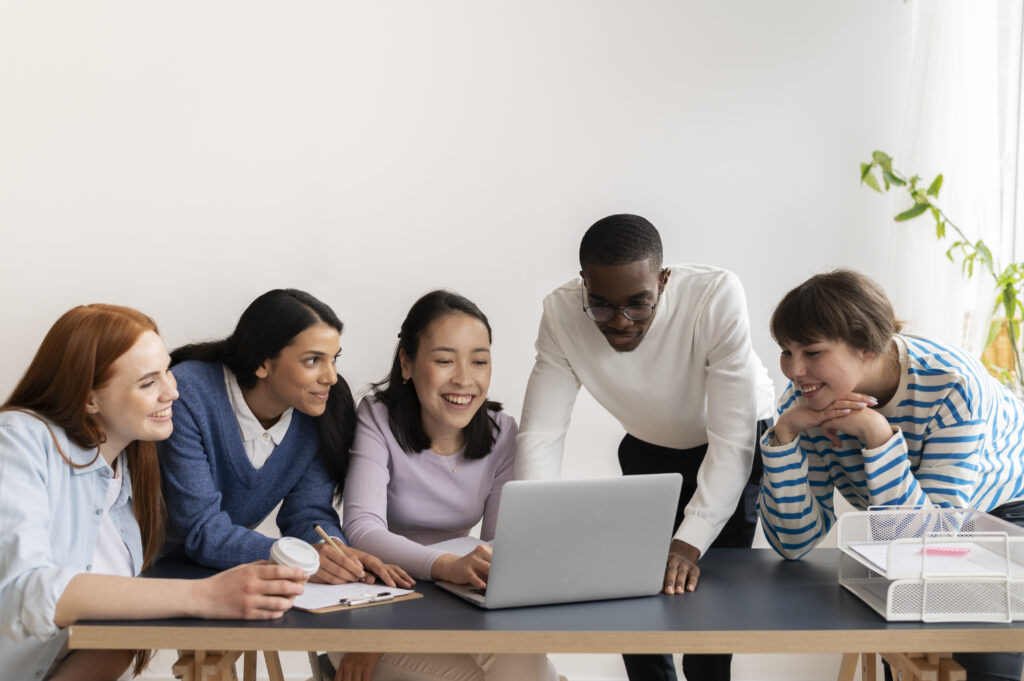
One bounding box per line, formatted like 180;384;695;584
67;626;1024;654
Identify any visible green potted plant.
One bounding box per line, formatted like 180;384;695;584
860;151;1024;392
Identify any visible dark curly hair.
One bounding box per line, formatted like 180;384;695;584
579;214;663;268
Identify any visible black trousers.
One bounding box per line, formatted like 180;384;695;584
618;424;766;681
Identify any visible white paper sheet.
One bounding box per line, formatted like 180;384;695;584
293;582;415;611
848;541;1015;578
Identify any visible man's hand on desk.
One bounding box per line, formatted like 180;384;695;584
431;544;492;588
664;539;701;594
335;652;382;681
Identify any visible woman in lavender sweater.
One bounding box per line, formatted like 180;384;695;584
331;290;559;681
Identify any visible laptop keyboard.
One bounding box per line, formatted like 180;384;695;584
469;587;487;596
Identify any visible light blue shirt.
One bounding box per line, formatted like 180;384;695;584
0;410;142;681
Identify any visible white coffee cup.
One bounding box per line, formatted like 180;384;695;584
269;537;320;581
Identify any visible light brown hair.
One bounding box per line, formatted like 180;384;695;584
2;304;166;676
770;270;903;355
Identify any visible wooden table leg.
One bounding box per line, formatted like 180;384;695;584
863;652;878;681
242;651;257;681
264;651;285;681
838;653;860;681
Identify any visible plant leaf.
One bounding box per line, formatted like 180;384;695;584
895;203;929;221
927;173;943;197
986;319;1003;348
872;150;894;172
860;162;873;181
936;220;946;239
883;170;906;187
863;171;881;193
976;240;994;274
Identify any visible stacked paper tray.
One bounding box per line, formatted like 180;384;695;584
836;507;1024;622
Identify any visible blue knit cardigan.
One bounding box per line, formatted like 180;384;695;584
158;360;345;568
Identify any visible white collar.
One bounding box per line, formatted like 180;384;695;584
223;366;293;446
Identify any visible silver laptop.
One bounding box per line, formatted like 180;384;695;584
435;473;682;609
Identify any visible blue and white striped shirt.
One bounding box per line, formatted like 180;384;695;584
759;335;1024;559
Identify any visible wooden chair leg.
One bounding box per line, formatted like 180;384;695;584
938;656;966;681
882;653;911;681
201;651;242;681
881;652;956;681
172;653;196;681
199;653;223;681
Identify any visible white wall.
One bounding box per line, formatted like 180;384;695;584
0;1;913;679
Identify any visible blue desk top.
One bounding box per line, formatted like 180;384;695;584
69;548;1024;654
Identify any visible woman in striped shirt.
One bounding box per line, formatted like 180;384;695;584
758;269;1024;681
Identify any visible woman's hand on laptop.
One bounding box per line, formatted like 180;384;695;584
431;545;492;588
664;539;701;594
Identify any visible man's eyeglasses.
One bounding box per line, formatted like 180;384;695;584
582;288;658;322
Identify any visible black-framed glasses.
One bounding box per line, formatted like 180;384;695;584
582;287;658;322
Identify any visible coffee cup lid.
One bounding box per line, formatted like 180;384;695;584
270;537;320;575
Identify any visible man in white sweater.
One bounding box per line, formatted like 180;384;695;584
516;214;774;681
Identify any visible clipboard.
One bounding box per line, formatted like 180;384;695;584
292;582;423;614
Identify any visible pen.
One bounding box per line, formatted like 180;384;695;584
314;524;367;581
314;524;345;552
340;592;394;607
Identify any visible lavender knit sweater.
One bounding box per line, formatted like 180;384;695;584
342;396;516;580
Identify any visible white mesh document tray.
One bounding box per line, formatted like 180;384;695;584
836;507;1024;622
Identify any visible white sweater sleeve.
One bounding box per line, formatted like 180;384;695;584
515;298;582;480
676;272;760;553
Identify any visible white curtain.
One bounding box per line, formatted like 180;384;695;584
888;0;1020;354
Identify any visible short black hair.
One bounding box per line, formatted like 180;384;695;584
579;214;663;268
372;290;503;461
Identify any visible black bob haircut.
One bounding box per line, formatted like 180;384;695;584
171;289;356;503
579;214;664;268
372;289;503;461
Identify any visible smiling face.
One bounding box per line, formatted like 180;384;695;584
779;338;872;409
86;330;179;458
581;259;668;352
400;312;492;447
248;322;341;422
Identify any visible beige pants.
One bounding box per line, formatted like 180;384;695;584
326;651;559;681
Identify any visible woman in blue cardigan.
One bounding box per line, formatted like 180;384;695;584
159;289;410;587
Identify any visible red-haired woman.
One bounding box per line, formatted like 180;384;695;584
0;305;309;681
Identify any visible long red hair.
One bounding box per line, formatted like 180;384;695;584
2;304;166;676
